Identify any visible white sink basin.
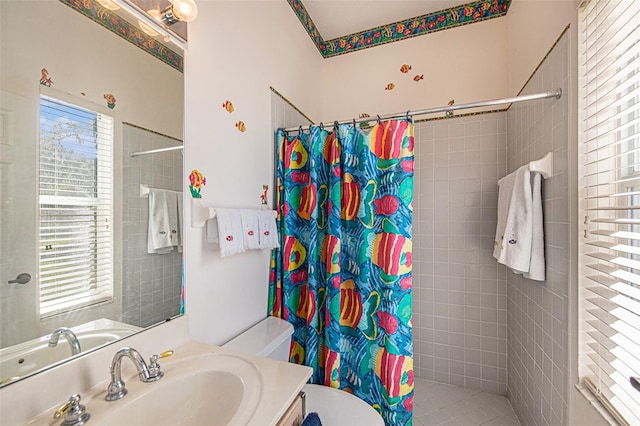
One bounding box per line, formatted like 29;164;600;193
91;353;262;426
0;320;141;383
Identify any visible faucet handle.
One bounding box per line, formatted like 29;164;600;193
147;350;173;380
53;394;90;426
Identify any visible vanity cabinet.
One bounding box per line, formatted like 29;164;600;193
277;392;306;426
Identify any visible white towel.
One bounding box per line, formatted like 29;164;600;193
206;218;219;244
258;210;279;249
524;173;545;281
147;189;179;254
493;165;545;280
176;191;183;253
215;208;246;257
241;210;261;250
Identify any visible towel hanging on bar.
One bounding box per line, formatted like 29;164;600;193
494;152;552;281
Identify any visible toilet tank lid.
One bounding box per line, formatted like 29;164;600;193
223;316;293;357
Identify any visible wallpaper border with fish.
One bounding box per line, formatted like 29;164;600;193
59;0;184;73
288;0;511;58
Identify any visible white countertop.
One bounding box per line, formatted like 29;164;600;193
1;316;312;426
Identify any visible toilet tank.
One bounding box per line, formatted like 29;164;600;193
222;316;293;362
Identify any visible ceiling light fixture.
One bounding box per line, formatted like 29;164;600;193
96;0;120;10
160;0;198;25
138;20;159;37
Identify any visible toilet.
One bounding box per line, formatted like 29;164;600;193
223;317;384;426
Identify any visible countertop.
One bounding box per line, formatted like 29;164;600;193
15;332;312;425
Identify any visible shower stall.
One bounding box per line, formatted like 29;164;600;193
270;26;569;426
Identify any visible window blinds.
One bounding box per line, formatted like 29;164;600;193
39;95;114;316
580;0;640;424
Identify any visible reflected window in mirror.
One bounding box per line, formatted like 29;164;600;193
38;94;114;317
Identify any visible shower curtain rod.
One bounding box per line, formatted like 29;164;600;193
129;145;183;157
281;89;562;132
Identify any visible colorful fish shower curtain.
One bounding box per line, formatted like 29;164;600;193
268;120;414;425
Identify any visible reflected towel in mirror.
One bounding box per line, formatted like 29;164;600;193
147;189;181;254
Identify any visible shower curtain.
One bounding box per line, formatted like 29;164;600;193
268;120;414;425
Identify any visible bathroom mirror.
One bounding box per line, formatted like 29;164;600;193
0;0;184;386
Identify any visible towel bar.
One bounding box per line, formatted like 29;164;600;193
529;152;553;178
140;184;182;198
140;184;150;198
191;198;276;228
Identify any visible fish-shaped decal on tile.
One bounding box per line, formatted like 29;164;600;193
235;121;246;132
413;74;424;81
222;100;234;113
385;83;395;91
399;64;412;73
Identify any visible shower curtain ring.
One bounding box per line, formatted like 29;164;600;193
353;118;356;127
298;125;303;134
376;115;381;124
334;120;340;130
406;110;411;120
319;122;324;130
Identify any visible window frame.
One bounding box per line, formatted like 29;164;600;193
577;0;640;424
38;88;115;318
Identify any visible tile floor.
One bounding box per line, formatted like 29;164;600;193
413;378;521;426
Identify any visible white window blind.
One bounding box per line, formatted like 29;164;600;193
579;0;640;424
39;95;114;317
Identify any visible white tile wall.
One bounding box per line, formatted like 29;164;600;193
505;32;569;426
413;112;508;395
121;124;183;327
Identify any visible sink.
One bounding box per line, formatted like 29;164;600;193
0;320;141;383
91;353;263;426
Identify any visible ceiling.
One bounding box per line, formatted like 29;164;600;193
302;0;466;40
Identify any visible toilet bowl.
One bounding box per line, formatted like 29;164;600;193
223;317;384;426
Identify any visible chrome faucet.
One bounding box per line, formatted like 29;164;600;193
105;347;173;401
48;328;81;355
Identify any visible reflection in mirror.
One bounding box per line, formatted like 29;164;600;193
0;0;184;386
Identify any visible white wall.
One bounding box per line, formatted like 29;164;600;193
319;18;508;122
184;1;323;345
506;0;578;95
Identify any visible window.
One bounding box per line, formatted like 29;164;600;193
579;0;640;424
39;94;114;317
